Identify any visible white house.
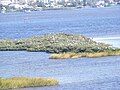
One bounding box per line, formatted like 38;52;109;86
1;0;12;5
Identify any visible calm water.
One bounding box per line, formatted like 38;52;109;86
0;6;120;90
0;6;120;39
0;51;120;90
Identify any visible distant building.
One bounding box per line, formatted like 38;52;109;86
65;0;69;2
43;0;50;4
0;0;13;5
18;0;37;4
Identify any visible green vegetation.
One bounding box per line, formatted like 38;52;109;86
0;77;59;89
0;33;113;53
0;33;120;59
50;49;120;59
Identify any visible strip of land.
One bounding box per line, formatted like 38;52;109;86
0;33;120;59
0;77;59;89
0;33;113;52
50;49;120;59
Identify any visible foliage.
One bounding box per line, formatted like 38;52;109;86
0;33;113;53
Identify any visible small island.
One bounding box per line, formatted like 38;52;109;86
0;33;120;59
0;77;59;89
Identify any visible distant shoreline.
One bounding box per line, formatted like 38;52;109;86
0;5;120;13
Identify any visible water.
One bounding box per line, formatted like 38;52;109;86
0;51;120;90
93;38;120;48
0;6;120;39
0;6;120;90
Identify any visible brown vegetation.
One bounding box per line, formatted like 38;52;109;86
50;49;120;59
0;77;59;89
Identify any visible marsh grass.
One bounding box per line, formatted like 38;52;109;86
50;49;120;59
0;77;59;89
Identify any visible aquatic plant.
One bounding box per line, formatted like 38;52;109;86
0;77;58;89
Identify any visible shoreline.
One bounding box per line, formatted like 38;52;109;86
0;5;120;14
